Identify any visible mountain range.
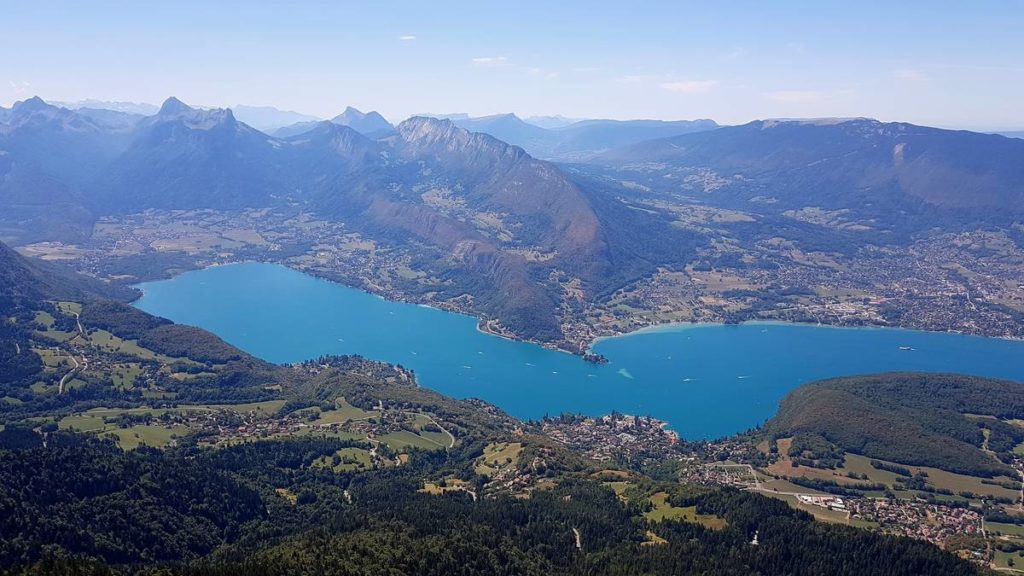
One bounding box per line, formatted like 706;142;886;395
595;117;1024;228
273;106;394;138
3;96;1024;347
447;113;719;160
1;97;670;341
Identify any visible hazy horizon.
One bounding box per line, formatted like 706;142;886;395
3;1;1023;130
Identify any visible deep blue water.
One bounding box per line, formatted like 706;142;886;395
134;262;1024;439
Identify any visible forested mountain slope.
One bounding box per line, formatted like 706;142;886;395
767;372;1024;477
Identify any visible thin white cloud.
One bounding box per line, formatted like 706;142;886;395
572;66;603;73
614;74;657;84
527;67;559;80
471;56;509;67
763;90;823;103
786;41;806;53
892;68;928;82
8;80;29;95
399;35;417;42
659;80;719;94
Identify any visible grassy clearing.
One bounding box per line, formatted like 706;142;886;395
987;522;1024;537
758;478;831;496
766;459;869;486
840;454;905;485
111;363;144;389
88;330;158;359
29;382;54;395
275;488;298;505
33;347;70;369
419;428;453;446
607;481;631;498
103;424;190;450
55;301;82;316
302;397;377;425
474;442;523;476
33;310;55;328
379;430;444;451
915;466;1018;500
770;452;1019;503
192;399;287;416
644;492;726;529
409;413;453;446
34;328;76;343
642;530;668;546
420;478;473;496
59;407;169;432
313;447;374;472
993;549;1024;573
276;428;367;444
60;408;187;449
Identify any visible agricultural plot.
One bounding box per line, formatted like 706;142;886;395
644;492;727;529
313;447;375;472
420;478;475;497
300;397;378;425
475;442;523;476
763;451;1020;505
379;430;446;451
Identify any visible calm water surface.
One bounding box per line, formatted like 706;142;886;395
134;262;1024;439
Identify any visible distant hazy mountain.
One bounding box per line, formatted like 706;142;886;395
995;130;1024;139
273;106;393;138
448;113;718;160
73;107;145;130
0;97;136;242
331;106;394;136
597;118;1024;225
548;118;719;160
271;121;320;138
92;97;291;212
523;115;586;129
0;97;133;182
451;113;551;152
416;112;471;121
231;104;320;131
53;99;160;116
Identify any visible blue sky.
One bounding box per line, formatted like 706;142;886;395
2;1;1022;128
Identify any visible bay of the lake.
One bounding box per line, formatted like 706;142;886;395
134;262;1024;439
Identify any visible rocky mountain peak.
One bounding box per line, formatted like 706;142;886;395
158;96;193;116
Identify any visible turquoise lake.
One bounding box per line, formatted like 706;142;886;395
134;262;1024;439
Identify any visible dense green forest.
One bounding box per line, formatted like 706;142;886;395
768;372;1024;476
0;430;978;576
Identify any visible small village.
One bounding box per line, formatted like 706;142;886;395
849;498;985;545
540;412;681;466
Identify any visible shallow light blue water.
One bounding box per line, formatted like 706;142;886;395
134;262;1024;439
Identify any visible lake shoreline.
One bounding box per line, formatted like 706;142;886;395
133;261;1024;440
588;319;1024;351
134;259;1024;361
